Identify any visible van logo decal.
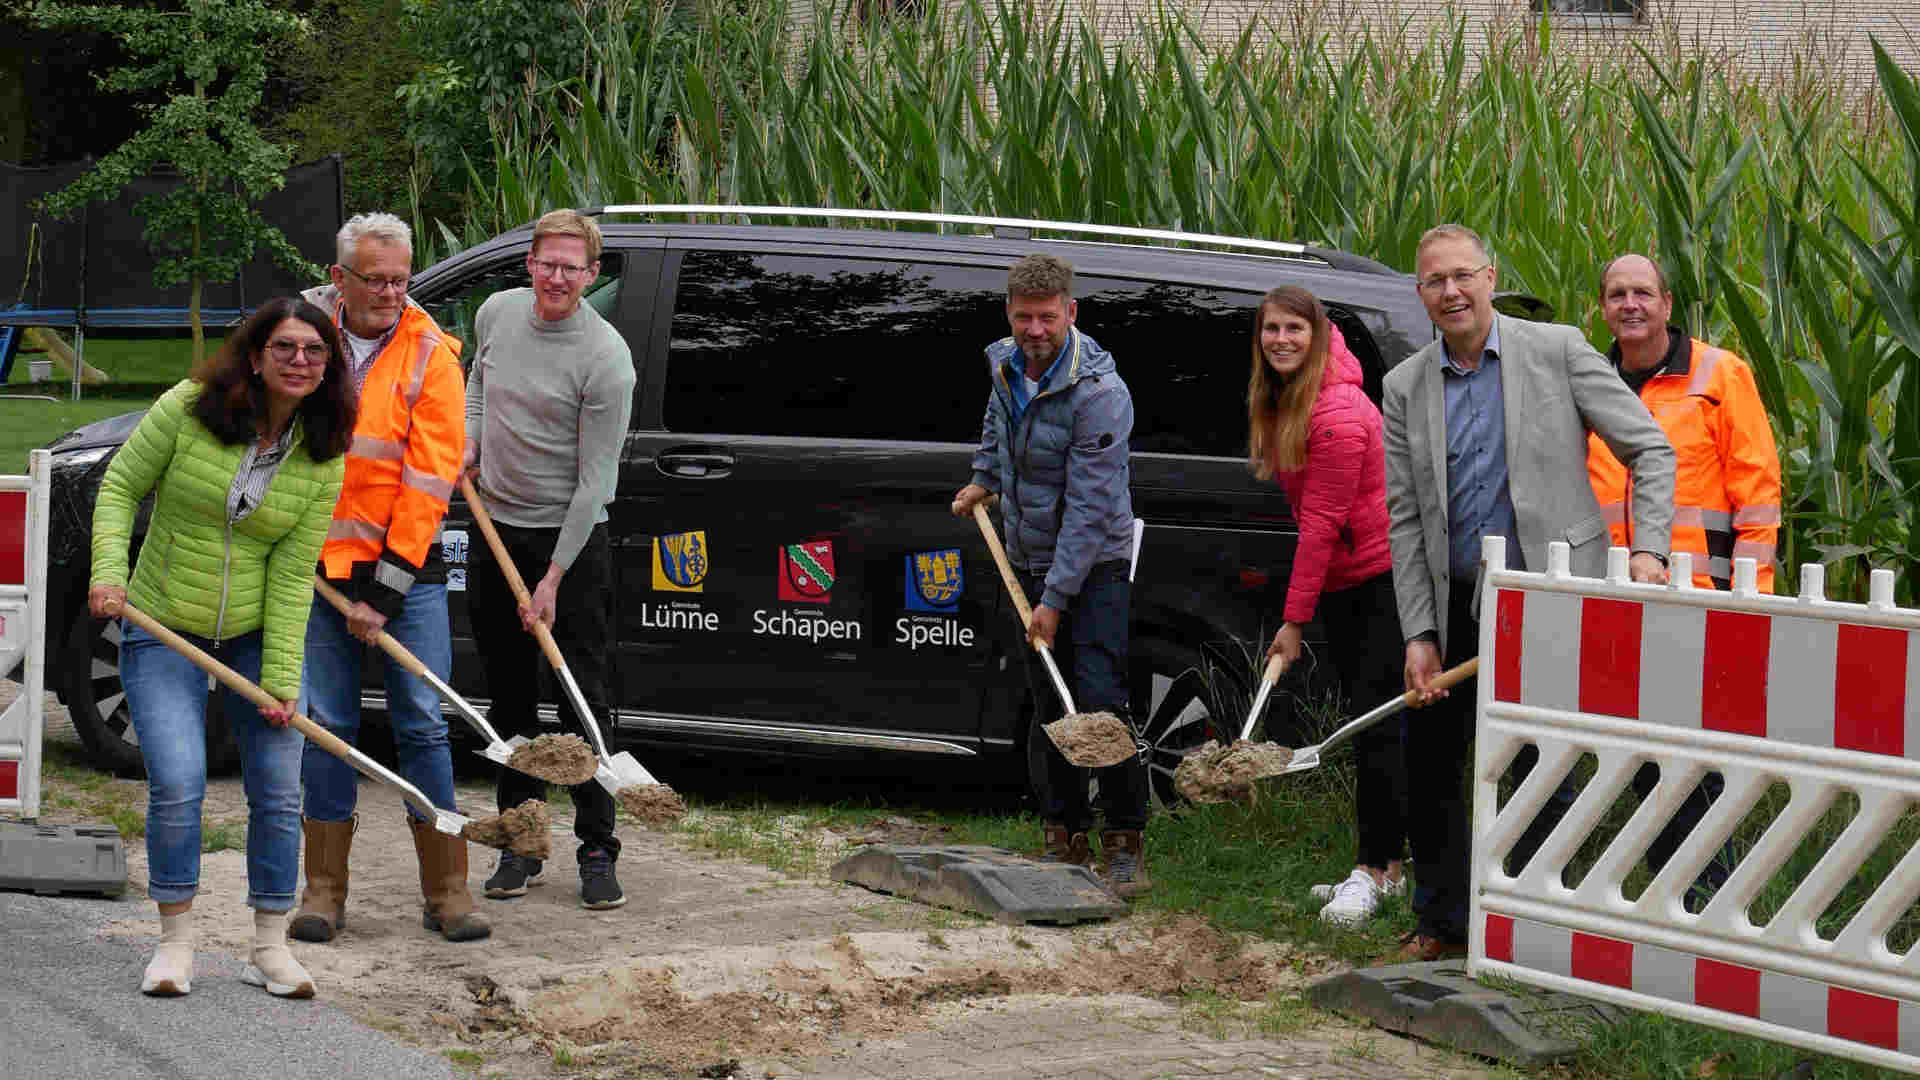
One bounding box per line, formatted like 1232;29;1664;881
906;549;963;612
778;541;835;604
652;531;708;592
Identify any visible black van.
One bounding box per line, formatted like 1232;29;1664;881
41;206;1435;805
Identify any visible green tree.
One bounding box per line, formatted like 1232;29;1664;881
27;0;320;367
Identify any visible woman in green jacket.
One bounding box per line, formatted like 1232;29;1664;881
89;297;354;999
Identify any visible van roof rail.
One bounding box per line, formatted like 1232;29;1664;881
588;203;1346;265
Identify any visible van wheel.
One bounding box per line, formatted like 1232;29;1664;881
1131;638;1235;811
63;607;239;778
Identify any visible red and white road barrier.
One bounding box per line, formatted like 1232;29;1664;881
0;450;50;819
1471;535;1920;1073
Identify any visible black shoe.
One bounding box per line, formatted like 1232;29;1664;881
579;849;627;910
484;852;545;899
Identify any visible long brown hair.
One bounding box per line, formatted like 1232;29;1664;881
1246;286;1332;480
192;297;356;462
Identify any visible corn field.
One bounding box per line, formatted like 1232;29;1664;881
425;0;1920;601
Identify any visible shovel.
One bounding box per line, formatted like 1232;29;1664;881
117;603;471;838
1239;653;1288;743
311;576;594;786
1275;657;1480;776
969;501;1136;768
459;477;660;796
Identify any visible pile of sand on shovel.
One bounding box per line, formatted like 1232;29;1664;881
460;799;552;859
1174;741;1296;804
616;783;688;827
505;733;598;786
1043;710;1137;767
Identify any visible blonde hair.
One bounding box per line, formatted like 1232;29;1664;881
1246;286;1332;480
532;208;603;261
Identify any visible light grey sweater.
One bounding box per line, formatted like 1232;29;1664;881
466;288;635;571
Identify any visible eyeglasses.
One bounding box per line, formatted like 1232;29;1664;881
268;340;330;366
1417;265;1490;293
530;258;594;281
339;264;410;293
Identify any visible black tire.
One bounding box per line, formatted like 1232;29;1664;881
63;603;240;778
1130;637;1239;811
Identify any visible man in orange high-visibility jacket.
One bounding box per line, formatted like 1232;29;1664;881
1588;254;1783;592
290;213;488;946
1520;252;1783;911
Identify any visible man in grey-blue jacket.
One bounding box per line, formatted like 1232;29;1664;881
952;253;1149;897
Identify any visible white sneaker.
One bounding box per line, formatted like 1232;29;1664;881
1312;871;1405;903
1319;868;1391;926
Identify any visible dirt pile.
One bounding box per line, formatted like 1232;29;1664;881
460;798;552;858
616;782;688;827
518;916;1309;1070
1174;740;1295;803
1042;710;1136;767
504;733;597;786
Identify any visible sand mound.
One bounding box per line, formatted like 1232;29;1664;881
617;783;688;827
505;733;597;786
1173;740;1295;803
461;798;552;858
1042;711;1136;767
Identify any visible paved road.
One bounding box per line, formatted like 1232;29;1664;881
0;890;457;1080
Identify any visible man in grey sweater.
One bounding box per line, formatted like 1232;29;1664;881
463;209;637;910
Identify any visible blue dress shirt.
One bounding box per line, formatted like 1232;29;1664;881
1441;320;1523;577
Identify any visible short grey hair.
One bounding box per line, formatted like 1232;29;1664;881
1007;254;1073;301
336;212;412;268
1415;223;1490;265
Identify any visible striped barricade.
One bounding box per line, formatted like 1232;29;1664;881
0;450;50;818
1469;534;1920;1072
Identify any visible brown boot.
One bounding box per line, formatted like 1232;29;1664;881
289;817;353;943
409;819;492;943
1040;824;1093;866
1101;829;1151;899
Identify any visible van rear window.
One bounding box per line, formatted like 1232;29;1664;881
665;249;1331;458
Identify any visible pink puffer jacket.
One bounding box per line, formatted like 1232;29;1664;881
1273;324;1393;625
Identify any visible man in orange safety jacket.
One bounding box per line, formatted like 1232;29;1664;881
1588;254;1783;592
291;213;487;946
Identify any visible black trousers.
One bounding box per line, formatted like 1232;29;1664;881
1317;572;1411;871
1020;561;1148;834
1406;586;1479;943
468;521;621;862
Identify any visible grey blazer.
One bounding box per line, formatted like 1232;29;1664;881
1382;313;1676;655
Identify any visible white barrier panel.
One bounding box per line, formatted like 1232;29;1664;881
1469;535;1920;1073
0;450;50;819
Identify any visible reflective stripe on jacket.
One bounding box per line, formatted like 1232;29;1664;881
303;286;466;616
1588;333;1783;591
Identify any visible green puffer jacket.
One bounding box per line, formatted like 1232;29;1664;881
91;380;345;699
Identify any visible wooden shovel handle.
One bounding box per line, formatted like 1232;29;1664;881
459;476;573;674
1404;656;1480;705
971;501;1036;631
312;576;431;680
1260;652;1285;686
118;603;353;764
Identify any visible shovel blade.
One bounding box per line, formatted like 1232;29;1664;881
1279;749;1321;775
503;734;534;750
434;809;470;836
477;743;515;766
609;751;658;786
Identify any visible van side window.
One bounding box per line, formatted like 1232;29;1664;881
424;253;625;361
665;250;1002;441
1072;278;1259;458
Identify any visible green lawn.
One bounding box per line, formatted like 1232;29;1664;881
0;331;189;472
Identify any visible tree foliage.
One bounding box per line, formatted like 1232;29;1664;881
26;0;320;366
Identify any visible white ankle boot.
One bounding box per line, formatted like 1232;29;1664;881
140;910;195;996
241;909;315;999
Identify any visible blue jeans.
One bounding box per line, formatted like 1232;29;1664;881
299;582;456;823
1020;561;1148;833
119;622;303;910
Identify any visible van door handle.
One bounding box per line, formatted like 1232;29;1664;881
656;449;734;479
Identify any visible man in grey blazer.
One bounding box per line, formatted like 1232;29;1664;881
1381;224;1676;961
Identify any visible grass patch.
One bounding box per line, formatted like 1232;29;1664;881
441;1047;484;1072
0;397;154;473
6;331;199;388
1177;988;1316;1041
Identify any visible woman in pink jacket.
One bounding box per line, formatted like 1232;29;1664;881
1247;286;1407;927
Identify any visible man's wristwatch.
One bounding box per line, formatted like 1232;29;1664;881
1633;550;1669;568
